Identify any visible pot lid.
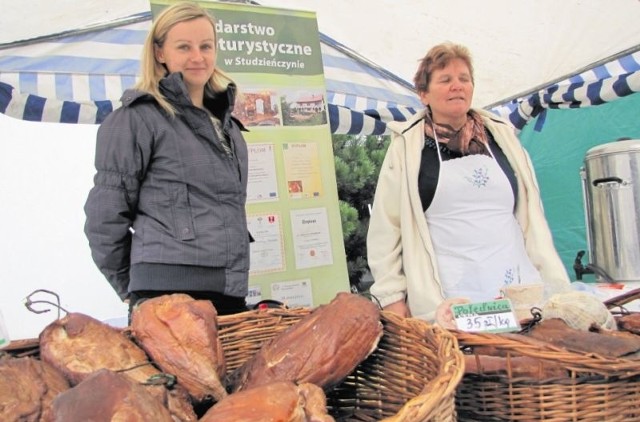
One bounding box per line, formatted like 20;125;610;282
585;139;640;159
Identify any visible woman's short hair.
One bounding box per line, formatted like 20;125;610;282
413;42;474;93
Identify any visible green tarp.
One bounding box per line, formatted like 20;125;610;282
520;92;640;280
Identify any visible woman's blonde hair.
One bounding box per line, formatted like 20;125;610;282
136;1;234;115
413;42;474;94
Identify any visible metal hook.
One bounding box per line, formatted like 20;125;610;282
24;289;69;319
518;306;543;334
143;373;177;388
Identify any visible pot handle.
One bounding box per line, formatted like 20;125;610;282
592;176;623;187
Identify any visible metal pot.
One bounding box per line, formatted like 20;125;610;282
580;138;640;282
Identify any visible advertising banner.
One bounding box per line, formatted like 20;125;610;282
150;0;350;307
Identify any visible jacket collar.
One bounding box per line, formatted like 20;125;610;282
158;72;193;107
119;72;191;107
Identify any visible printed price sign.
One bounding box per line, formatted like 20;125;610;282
451;299;520;333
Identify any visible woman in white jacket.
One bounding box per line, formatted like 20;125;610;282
367;42;569;325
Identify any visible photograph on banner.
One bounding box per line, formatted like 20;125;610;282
279;88;327;127
234;88;281;127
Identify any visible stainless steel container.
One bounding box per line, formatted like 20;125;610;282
581;139;640;282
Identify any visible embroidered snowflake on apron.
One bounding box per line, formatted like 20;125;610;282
466;166;490;187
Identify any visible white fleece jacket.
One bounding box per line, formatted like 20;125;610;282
367;108;570;321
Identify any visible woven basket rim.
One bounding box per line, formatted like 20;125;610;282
377;312;464;421
218;308;465;422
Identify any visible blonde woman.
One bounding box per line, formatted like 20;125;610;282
84;2;251;316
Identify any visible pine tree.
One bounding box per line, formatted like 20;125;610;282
332;134;390;291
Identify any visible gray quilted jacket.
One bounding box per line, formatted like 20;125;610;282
84;73;250;300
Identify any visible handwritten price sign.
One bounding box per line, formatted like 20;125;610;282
451;299;520;333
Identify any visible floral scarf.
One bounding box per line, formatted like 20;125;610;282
423;108;489;155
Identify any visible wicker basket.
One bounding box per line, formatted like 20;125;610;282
218;308;463;421
453;288;640;422
3;308;464;422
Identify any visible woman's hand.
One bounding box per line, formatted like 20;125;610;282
435;297;470;329
383;300;411;318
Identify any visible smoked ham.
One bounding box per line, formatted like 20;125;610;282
199;381;334;422
47;369;173;422
38;312;197;421
617;313;640;335
130;293;227;403
228;292;382;393
39;312;158;385
526;318;640;358
0;356;69;422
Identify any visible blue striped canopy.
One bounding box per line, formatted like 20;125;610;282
0;13;421;136
1;11;638;134
490;48;640;131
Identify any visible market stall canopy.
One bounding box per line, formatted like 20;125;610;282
1;0;639;134
0;11;421;136
491;47;640;131
258;0;640;132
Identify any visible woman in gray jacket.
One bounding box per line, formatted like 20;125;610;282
84;2;251;315
367;42;570;326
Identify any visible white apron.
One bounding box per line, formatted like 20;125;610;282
425;134;541;302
